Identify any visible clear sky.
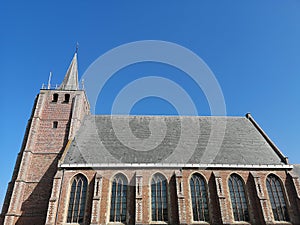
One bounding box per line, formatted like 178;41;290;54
1;1;300;210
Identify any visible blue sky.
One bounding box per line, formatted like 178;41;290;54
1;1;300;209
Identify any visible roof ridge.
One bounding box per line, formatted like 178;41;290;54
85;114;246;118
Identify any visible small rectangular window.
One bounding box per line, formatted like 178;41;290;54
53;121;58;128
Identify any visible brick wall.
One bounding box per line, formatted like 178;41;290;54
1;89;89;225
49;168;300;225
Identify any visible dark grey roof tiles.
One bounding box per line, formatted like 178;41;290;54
62;115;286;165
293;164;300;178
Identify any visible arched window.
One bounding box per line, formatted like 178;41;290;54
151;173;168;222
67;174;88;223
64;94;70;103
228;174;249;221
190;173;209;221
266;175;289;221
110;174;128;223
52;93;58;102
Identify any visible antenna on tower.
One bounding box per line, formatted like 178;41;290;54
76;42;79;54
47;72;52;89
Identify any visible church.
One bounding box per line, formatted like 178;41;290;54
1;52;300;225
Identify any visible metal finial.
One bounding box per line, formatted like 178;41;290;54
75;42;79;53
47;71;52;89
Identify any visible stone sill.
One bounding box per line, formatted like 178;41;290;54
107;222;125;225
149;222;168;224
63;223;83;225
230;222;251;225
267;222;293;225
190;221;210;225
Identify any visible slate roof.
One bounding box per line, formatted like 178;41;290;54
62;115;288;166
293;165;300;178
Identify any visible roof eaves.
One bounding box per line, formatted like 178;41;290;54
59;163;293;169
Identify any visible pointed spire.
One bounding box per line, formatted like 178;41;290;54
59;52;79;90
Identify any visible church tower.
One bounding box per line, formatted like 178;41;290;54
0;52;90;225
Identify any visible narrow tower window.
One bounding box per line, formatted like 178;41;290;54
53;121;58;129
64;94;70;103
52;93;58;102
151;173;168;222
228;174;249;221
110;174;128;223
266;175;289;221
67;174;88;223
190;173;209;222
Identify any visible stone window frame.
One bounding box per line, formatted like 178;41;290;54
187;172;210;224
109;173;129;224
226;173;251;223
265;173;290;222
65;173;89;225
149;172;169;224
107;172;130;225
